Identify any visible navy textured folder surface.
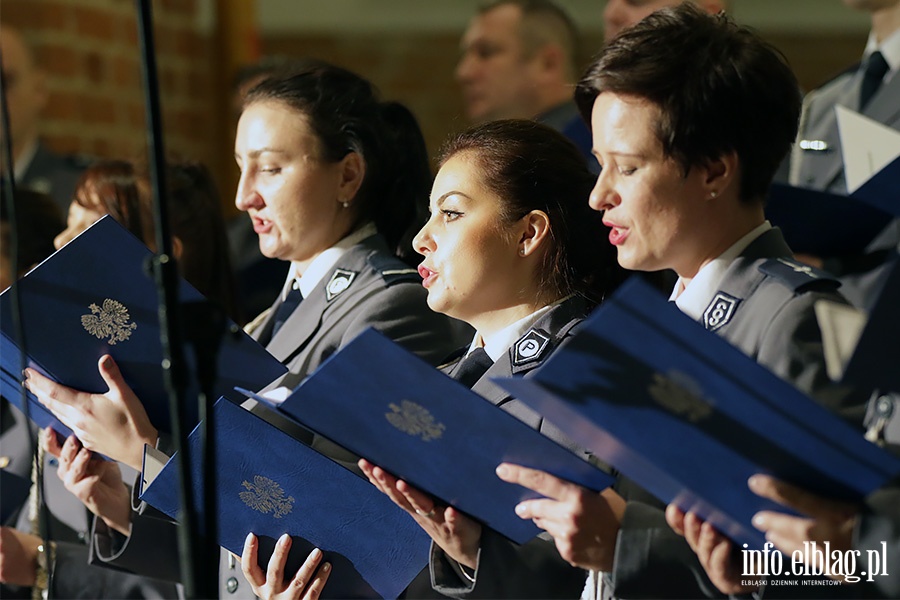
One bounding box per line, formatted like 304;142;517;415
258;328;614;545
852;155;900;216
0;468;30;524
140;398;430;600
497;277;900;550
843;255;900;393
0;216;287;436
765;183;892;256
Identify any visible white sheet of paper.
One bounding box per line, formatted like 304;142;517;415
836;105;900;193
140;445;171;496
814;299;867;381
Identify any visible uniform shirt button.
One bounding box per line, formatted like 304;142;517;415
77;531;87;542
226;577;239;594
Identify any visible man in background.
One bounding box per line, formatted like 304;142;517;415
603;0;725;42
0;26;87;215
456;0;594;165
790;0;900;311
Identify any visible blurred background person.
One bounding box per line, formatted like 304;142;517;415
0;25;89;215
790;0;900;311
456;0;595;166
603;0;726;42
0;187;63;290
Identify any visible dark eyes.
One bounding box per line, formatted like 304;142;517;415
441;209;463;222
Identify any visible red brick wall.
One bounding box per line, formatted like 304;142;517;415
3;0;865;211
3;0;217;173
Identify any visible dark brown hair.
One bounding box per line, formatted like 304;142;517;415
244;62;431;266
73;160;145;239
439;119;626;306
575;3;801;203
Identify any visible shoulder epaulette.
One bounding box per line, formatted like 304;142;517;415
758;258;840;292
366;253;421;286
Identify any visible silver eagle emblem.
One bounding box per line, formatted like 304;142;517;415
239;475;295;518
81;299;137;345
648;370;713;423
385;400;446;442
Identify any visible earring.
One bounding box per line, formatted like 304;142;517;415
709;191;718;199
341;199;350;208
519;248;526;256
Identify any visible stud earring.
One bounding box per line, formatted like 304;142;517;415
341;199;350;208
519;248;526;256
709;191;718;199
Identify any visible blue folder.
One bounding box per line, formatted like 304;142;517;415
0;216;287;438
841;254;900;394
245;328;614;545
765;182;893;256
1;468;31;524
852;155;900;216
496;277;900;550
140;398;430;600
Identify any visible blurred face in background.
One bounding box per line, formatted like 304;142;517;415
0;26;47;158
455;4;543;122
54;200;106;249
603;0;723;42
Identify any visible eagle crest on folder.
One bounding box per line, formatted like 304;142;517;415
81;299;138;345
385;400;446;442
648;370;713;423
240;475;295;518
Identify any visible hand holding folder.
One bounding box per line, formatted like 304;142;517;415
0;215;286;448
240;328;615;546
496;277;900;550
140;398;431;599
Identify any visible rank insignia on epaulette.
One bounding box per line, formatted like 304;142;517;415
512;328;551;370
325;268;357;301
703;292;740;332
759;258;839;292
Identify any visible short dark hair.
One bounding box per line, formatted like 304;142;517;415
244;63;430;265
480;0;581;79
575;3;801;203
439;119;626;306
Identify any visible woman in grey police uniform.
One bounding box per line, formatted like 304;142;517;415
24;63;470;599
312;119;625;600
489;5;873;600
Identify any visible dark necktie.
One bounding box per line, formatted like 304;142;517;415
452;347;494;388
270;285;303;339
860;51;889;110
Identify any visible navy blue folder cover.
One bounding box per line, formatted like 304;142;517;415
140;398;430;599
843;255;900;393
0;216;287;438
852;155;900;216
497;277;900;550
1;468;30;524
260;328;614;545
765;183;893;256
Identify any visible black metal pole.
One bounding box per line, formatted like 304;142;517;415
133;2;215;597
0;44;56;597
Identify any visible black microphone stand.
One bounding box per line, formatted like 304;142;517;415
0;47;56;597
134;1;217;596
